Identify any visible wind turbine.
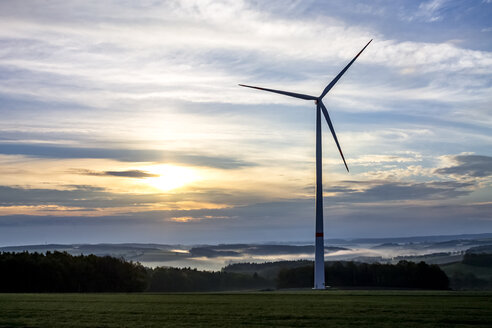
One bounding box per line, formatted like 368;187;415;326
239;40;372;289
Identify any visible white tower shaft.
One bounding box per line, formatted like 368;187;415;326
314;104;325;289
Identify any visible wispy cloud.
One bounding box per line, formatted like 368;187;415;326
76;169;159;178
0;143;255;169
435;154;492;178
1;1;490;105
0;0;491;243
416;0;448;22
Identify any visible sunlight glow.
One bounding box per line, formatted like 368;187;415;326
142;164;199;191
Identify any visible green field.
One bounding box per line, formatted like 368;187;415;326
1;291;492;327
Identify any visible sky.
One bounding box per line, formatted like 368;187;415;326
0;0;491;246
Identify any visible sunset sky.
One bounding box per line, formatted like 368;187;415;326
1;0;491;245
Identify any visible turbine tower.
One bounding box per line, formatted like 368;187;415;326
239;40;372;289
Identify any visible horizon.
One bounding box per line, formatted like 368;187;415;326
2;231;492;248
1;0;491;246
4;231;489;272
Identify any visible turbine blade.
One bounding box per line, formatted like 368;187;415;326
320;101;349;172
319;39;372;100
239;84;317;101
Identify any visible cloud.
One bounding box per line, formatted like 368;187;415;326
349;152;422;166
0;0;490;138
0;201;491;245
0;1;490;245
168;215;231;223
1;1;491;94
0;177;473;216
77;169;158;178
102;170;159;178
435;154;492;178
361;165;434;181
0;185;164;209
0;143;255;169
0;148;483;215
415;0;448;22
326;180;474;203
0;184;255;214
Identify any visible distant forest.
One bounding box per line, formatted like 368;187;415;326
0;251;472;292
149;267;271;292
276;261;449;290
462;253;492;267
446;253;492;290
0;251;147;292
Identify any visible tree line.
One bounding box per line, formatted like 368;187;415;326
0;252;272;292
1;252;451;292
277;261;449;289
0;251;147;292
448;253;492;290
462;253;492;267
148;267;272;292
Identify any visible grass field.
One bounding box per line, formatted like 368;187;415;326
1;291;492;327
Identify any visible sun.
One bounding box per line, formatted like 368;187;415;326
141;164;199;191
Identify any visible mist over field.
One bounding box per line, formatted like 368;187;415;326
4;233;490;271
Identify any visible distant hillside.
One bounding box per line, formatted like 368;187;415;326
340;233;492;244
0;243;347;271
440;253;492;290
466;245;492;254
393;252;463;265
2;232;492;271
